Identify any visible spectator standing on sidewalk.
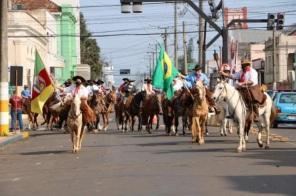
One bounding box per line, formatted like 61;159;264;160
9;90;23;132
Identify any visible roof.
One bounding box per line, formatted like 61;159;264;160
11;0;61;12
229;29;280;43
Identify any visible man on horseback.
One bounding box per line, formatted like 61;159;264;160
181;64;217;113
118;78;134;104
142;77;163;114
62;76;96;125
220;59;265;121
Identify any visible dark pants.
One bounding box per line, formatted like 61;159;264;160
11;109;23;131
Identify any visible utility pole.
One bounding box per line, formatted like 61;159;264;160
174;1;178;69
149;54;152;77
272;27;277;90
164;28;168;52
198;0;205;70
155;44;158;64
0;0;9;136
203;21;207;73
183;21;188;74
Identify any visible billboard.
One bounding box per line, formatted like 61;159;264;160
120;69;130;75
224;7;248;29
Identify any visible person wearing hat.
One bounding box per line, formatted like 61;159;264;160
220;59;264;121
96;79;106;94
142;77;155;95
62;76;96;124
183;64;209;88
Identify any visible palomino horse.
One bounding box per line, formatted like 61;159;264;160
67;95;83;153
191;81;208;144
212;80;275;152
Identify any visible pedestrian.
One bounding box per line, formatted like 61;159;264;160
21;85;31;99
9;90;24;132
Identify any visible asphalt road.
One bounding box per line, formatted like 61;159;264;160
0;119;296;196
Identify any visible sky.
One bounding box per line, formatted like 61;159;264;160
80;0;296;84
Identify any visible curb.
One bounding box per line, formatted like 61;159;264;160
0;131;30;148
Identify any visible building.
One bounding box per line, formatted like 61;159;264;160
8;0;65;90
227;29;277;84
265;33;296;89
9;0;81;86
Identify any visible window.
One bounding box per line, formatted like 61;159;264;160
279;93;296;104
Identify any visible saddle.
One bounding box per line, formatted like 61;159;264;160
238;84;267;108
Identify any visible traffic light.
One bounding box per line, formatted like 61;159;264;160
120;0;142;13
276;13;284;30
120;0;131;13
132;0;143;13
267;13;275;30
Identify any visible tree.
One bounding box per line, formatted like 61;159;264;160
80;13;102;79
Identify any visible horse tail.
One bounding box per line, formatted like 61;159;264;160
270;105;277;124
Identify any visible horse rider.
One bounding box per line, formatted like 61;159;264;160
61;76;95;125
180;64;217;113
142;77;163;114
86;80;98;97
96;79;106;95
118;78;132;104
220;59;265;122
219;63;233;118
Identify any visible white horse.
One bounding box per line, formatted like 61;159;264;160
212;80;274;152
216;100;233;136
67;95;84;153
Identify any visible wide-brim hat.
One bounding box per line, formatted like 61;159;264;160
193;64;202;71
122;78;129;81
241;59;251;66
144;77;152;82
72;76;86;83
96;79;104;85
64;79;72;85
128;79;135;83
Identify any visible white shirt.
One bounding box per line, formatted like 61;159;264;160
232;67;258;86
64;84;88;98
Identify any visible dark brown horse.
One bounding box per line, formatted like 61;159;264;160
22;98;39;129
141;94;160;134
128;91;145;132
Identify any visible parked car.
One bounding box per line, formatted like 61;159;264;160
273;91;296;128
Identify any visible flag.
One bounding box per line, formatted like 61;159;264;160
152;46;179;100
31;51;55;114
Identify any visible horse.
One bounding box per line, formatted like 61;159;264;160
191;81;209;144
141;94;160;134
212;80;275;152
91;91;109;132
67;95;83;153
128;91;145;132
22;98;39;129
215;99;234;136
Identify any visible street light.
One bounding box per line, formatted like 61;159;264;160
120;0;143;13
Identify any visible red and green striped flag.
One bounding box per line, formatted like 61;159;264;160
31;51;55;114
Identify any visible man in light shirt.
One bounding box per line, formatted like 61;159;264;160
220;60;265;121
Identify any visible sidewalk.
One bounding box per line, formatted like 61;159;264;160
0;131;29;148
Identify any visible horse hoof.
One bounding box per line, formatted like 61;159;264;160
265;146;270;150
257;139;264;148
236;148;242;153
242;147;247;152
220;133;223;136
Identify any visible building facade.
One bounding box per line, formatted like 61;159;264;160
265;33;296;89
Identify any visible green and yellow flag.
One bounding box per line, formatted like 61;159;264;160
31;51;55;114
152;46;179;100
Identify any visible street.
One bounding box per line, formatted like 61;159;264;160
0;119;296;196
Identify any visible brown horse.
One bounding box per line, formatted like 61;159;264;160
141;94;161;134
22;98;39;129
191;81;209;144
128;91;145;132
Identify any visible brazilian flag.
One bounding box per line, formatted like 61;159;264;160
152;46;179;100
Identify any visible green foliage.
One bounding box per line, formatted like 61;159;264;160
80;13;102;79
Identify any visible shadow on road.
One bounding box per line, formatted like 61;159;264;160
20;150;69;155
219;148;296;168
224;175;296;196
